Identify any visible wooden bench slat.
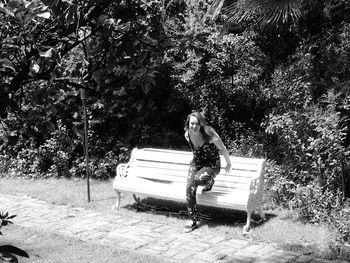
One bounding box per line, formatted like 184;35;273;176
134;160;262;174
130;167;256;185
134;153;191;164
118;171;252;194
141;148;264;163
135;155;263;167
132;176;251;191
134;149;263;166
134;161;190;171
114;177;250;206
133;165;259;181
133;159;262;173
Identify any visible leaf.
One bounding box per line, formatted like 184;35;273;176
45;121;56;132
23;0;32;8
1;212;9;219
331;76;340;85
49;72;57;84
50;105;58;116
118;86;127;96
39;48;53;58
0;59;15;72
0;245;29;258
135;68;147;78
137;52;148;65
0;7;14;16
0;251;18;263
92;69;102;86
14;5;26;17
36;11;50;19
50;4;61;17
65;6;76;25
106;59;117;73
204;0;225;20
141;83;151;95
8;0;22;8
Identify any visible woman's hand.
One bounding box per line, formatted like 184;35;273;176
225;163;231;174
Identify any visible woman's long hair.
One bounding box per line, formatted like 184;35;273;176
184;111;215;142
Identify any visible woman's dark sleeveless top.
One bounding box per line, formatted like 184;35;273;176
188;133;221;174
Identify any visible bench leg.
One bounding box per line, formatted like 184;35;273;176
243;211;251;235
258;206;266;221
112;190;121;210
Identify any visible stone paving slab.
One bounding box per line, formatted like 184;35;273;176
0;193;346;263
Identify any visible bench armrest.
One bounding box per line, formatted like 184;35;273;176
113;163;131;189
116;163;130;178
246;161;265;212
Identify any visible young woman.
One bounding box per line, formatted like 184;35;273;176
184;111;231;233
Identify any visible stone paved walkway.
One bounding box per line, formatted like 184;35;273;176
0;193;348;263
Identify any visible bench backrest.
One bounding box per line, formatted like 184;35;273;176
128;148;265;192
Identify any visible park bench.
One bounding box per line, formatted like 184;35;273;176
112;147;266;233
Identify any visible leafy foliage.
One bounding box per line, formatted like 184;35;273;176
0;211;29;262
0;212;16;235
0;0;191;178
169;12;269;142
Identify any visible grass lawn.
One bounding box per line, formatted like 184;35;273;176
0;176;338;260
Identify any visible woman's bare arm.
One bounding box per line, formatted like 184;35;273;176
212;136;231;174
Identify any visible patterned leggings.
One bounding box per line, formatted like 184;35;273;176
186;166;217;221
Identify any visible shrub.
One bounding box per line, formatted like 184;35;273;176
263;160;296;208
265;91;350;242
6;124;74;178
0;211;29;261
330;202;350;243
70;149;128;180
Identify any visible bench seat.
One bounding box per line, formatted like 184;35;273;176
113;147;266;233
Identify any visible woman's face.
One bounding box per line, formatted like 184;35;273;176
189;115;200;135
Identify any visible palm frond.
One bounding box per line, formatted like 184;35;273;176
203;0;225;21
208;0;303;31
261;0;302;25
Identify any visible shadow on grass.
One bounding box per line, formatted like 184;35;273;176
124;196;276;229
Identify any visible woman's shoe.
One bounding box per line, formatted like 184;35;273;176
183;220;198;233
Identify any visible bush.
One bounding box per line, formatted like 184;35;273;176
330;202;350;243
70;149;129;180
265;91;350;242
263;160;296;208
5;124;74;178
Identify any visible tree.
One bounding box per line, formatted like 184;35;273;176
0;0;163;121
0;0;191;179
0;0;176;146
